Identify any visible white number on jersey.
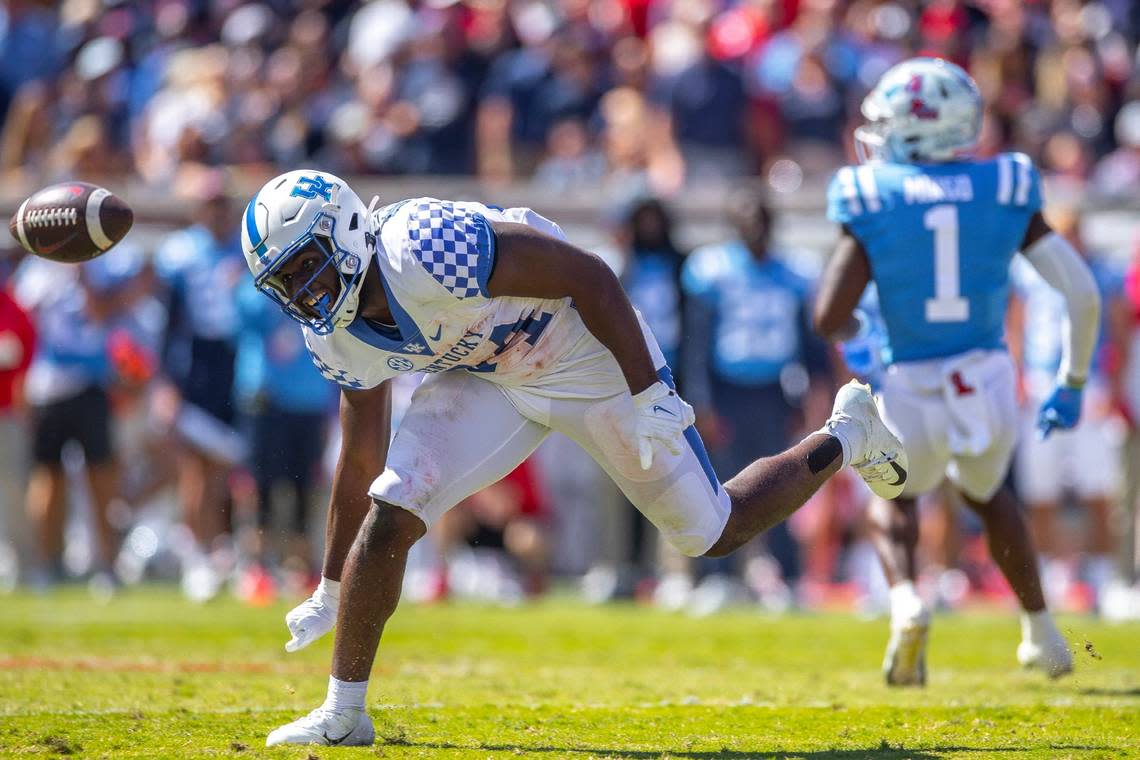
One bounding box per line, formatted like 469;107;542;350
923;204;970;323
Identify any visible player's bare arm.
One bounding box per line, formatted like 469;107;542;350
486;221;659;395
813;227;872;341
281;380;392;654
324;382;393;580
1019;211;1052;251
1016;211;1102;434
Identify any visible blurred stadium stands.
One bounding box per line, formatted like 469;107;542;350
0;0;1138;617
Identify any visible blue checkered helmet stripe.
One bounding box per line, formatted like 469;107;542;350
244;193;268;259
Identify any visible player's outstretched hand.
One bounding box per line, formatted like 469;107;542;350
1037;383;1083;439
631;381;695;470
285;577;340;652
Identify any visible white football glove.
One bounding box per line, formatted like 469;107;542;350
631;380;695;470
284;577;339;652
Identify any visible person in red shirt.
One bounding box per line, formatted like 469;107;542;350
0;261;36;588
1113;251;1140;615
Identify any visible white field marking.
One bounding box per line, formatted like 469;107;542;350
11;695;1125;719
0;703;448;718
86;187;114;249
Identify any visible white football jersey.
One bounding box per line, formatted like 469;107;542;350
303;198;620;397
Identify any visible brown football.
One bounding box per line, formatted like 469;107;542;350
8;181;133;263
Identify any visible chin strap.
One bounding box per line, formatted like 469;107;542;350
331;196;382;331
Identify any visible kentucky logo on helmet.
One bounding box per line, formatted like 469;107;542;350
290;175;335;201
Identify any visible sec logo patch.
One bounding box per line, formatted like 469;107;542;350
387;356;414;371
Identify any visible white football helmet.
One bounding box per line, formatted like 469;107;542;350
855;57;982;164
241;170;378;334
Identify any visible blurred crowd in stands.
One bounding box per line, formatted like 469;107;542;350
1;0;1139;196
0;0;1139;620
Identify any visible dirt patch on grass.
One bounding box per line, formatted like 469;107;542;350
39;735;82;754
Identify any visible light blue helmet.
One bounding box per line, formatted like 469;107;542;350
855;57;982;164
241;170;377;334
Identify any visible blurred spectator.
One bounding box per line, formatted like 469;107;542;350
13;243;147;591
477;13;607;181
429;460;549;603
617;194;686;368
580;194;686;601
1113;243;1140;619
651;14;751;181
1007;208;1126;609
0;249;34;589
596;85;683;196
1093;102;1140;198
680;188;832;608
233;282;337;597
534;117;607;191
0;0;65;121
154;170;245;602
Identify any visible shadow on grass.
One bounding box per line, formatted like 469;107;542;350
388;741;1115;758
1077;687;1140;698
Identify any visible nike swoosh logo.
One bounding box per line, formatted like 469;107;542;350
882;452;907;486
652;405;676;417
429;325;442;341
322;730;353;746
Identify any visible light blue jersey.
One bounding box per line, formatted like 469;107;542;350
234;284;337;415
827;152;1042;364
681;242;820;386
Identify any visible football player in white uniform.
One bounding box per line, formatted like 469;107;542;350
242;169;908;747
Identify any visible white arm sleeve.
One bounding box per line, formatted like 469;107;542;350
1020;232;1102;384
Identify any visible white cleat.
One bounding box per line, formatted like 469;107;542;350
265;707;375;747
883;608;930;686
1017;634;1073;679
824;380;908;500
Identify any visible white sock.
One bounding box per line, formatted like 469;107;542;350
323;676;368;713
889;581;924;622
1021;609;1059;643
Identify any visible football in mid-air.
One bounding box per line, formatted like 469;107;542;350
8;181;133;263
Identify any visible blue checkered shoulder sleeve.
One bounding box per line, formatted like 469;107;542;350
407;200;496;299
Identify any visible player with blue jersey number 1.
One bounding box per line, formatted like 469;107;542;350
242;168;908;747
815;57;1102;686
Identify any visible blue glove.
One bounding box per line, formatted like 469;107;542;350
839;309;885;385
1037;383;1083;439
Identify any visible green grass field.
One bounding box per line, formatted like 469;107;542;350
1;589;1137;759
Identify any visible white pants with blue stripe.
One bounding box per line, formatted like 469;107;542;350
370;361;731;558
